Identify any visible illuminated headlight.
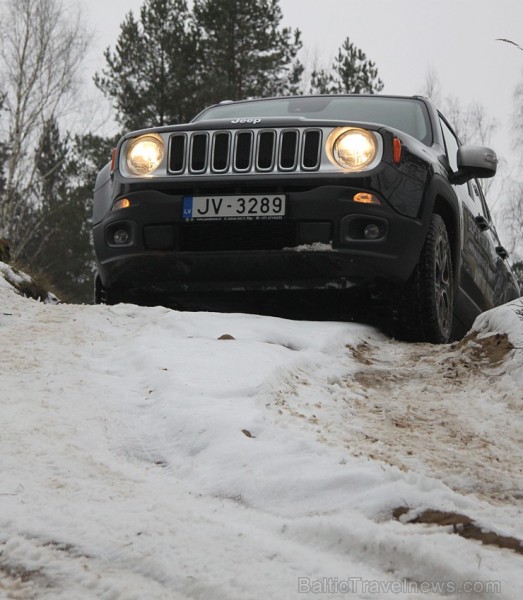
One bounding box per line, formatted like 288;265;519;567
327;127;378;171
126;134;164;176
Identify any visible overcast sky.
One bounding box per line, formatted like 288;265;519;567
82;0;523;169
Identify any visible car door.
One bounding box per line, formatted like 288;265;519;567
439;117;498;311
465;178;511;309
469;179;519;305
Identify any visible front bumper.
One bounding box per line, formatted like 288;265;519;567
93;184;427;296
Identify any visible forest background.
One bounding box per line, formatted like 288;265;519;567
0;0;522;302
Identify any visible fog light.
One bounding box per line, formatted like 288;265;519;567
363;224;381;240
113;229;130;245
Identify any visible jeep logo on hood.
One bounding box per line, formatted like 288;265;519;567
231;118;261;124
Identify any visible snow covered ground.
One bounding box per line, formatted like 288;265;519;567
1;262;522;599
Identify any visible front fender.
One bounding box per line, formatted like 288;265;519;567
93;162;113;225
421;173;463;282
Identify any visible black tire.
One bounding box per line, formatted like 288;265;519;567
94;274;122;305
395;214;454;343
94;273;104;304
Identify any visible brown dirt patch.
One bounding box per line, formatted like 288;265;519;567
393;507;523;555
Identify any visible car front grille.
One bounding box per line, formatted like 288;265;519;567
180;220;297;252
169;128;322;176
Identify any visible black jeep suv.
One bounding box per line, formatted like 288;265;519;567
92;94;520;342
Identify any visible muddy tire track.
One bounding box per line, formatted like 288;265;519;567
271;333;523;506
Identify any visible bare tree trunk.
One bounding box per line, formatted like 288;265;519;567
421;68;499;197
514;75;523;161
0;0;88;261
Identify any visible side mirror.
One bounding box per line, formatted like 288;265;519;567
451;146;498;184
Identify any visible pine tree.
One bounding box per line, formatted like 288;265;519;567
94;0;200;130
20;119;76;298
58;133;120;302
20;122;114;302
193;0;303;104
311;37;384;95
95;0;304;130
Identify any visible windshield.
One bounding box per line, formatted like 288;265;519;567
194;96;432;145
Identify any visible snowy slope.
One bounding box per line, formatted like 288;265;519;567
0;262;522;599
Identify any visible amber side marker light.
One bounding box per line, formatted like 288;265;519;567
393;137;402;164
113;198;131;211
353;192;381;205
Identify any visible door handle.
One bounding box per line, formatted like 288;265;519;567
496;245;509;259
475;215;490;231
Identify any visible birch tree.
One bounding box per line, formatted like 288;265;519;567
421;69;497;199
0;0;88;261
501;72;523;257
515;71;523;161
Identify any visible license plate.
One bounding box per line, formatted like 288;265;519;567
183;194;286;220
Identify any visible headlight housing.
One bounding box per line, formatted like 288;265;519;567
126;134;165;176
326;127;379;172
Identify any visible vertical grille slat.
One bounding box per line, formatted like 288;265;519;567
257;130;275;171
212;132;230;172
234;131;253;171
169;127;322;175
302;130;322;170
190;133;208;173
169;134;186;173
279;130;298;170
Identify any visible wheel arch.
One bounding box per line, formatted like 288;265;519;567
423;175;462;284
432;195;460;281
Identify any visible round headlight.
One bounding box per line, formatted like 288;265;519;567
126;134;164;176
328;128;377;171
